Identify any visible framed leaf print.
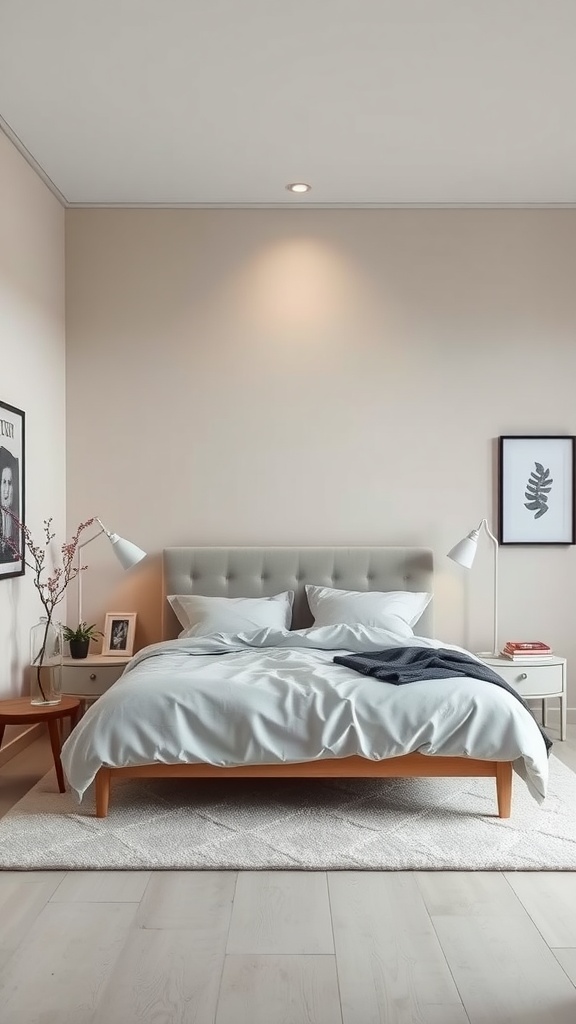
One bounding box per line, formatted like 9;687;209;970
499;435;576;545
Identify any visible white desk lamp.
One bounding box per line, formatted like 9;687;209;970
76;518;146;624
447;518;499;657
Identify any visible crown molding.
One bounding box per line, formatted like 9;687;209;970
0;115;68;206
66;201;576;210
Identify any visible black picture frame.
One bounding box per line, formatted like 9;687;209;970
0;400;25;578
499;435;576;545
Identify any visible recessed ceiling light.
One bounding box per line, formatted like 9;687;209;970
285;182;312;193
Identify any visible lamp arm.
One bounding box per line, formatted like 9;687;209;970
479;519;499;655
76;521;107;625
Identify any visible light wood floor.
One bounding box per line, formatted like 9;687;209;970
1;725;576;1023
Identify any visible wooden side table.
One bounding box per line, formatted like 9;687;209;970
0;697;80;793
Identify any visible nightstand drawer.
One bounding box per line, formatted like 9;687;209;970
491;663;563;697
61;663;125;696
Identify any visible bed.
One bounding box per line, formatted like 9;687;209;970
60;546;549;818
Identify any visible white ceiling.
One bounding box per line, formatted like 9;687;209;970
1;0;576;207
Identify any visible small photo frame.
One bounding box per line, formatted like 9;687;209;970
499;435;576;545
102;612;137;656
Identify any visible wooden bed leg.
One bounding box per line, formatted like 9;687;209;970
95;768;111;818
495;761;512;818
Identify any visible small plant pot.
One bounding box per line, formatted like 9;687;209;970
69;639;90;660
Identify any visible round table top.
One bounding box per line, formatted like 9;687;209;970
0;696;80;721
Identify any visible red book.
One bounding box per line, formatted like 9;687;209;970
503;641;551;652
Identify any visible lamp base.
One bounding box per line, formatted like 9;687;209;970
475;650;500;659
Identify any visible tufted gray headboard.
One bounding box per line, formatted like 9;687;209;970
162;547;434;639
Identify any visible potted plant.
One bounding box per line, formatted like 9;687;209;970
62;622;102;660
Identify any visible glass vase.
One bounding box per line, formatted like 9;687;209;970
29;616;62;705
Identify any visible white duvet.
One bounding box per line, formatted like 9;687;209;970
60;625;549;802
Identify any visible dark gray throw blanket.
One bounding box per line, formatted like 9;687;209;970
334;646;552;753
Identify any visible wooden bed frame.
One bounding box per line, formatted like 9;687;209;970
94;757;510;819
94;755;513;818
92;547;514;819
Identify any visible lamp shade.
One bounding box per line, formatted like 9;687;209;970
108;533;147;570
447;530;479;569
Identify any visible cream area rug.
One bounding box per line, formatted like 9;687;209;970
1;755;576;870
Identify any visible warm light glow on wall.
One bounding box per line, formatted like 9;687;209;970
232;238;363;336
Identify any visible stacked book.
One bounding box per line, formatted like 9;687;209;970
501;641;553;661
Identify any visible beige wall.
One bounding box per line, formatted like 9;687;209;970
0;132;66;730
65;209;576;709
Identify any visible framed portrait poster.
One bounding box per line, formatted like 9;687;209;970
102;612;137;656
499;435;576;545
0;400;25;579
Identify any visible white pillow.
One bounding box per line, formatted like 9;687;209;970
305;584;432;630
167;591;294;637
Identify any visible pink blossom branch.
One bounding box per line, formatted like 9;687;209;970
1;510;96;701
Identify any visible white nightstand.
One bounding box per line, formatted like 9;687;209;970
61;654;131;709
480;654;566;741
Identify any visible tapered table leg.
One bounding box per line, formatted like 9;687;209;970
47;719;66;793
